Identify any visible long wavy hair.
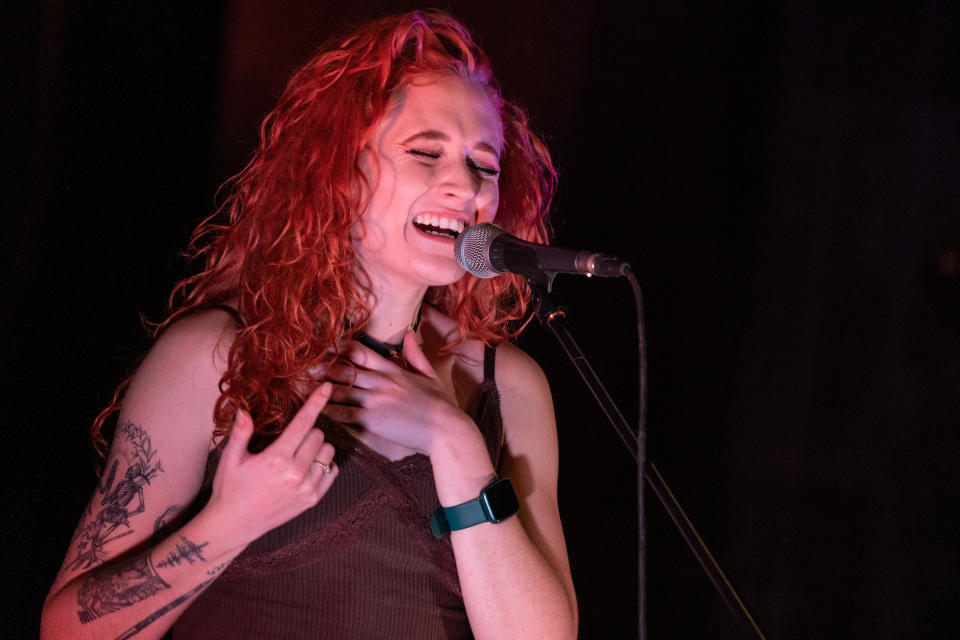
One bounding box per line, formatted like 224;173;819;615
92;10;556;457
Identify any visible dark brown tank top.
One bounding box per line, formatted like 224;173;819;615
173;338;502;640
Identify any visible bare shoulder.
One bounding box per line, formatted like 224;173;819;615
121;307;239;450
130;307;236;392
493;340;557;452
141;306;238;375
100;305;239;518
46;307;239;591
419;306;552;427
494;340;550;393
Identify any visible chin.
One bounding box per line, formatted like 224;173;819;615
410;256;467;287
420;267;467;288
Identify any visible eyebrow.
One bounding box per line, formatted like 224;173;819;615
400;130;502;159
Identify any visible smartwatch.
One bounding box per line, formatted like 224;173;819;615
430;477;520;538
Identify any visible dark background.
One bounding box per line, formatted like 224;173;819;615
4;1;959;638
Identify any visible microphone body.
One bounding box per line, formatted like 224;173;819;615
455;223;626;281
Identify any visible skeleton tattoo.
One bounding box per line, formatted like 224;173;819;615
70;421;164;571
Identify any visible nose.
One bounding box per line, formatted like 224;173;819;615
438;158;481;202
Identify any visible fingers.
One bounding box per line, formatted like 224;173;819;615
327;362;397;392
307;442;337;478
328;380;367;405
222;408;254;468
272;382;333;454
401;331;436;376
292;425;327;465
338;340;405;372
326;362;363;387
334;335;435;379
292;426;336;475
309;444;339;498
321;402;361;425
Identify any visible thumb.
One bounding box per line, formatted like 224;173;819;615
403;331;435;376
222;408;254;467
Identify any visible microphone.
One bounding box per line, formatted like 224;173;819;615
455;222;627;281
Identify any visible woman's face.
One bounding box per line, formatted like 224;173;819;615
354;74;503;290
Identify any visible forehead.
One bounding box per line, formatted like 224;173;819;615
378;75;504;151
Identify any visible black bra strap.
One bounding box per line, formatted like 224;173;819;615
483;344;497;382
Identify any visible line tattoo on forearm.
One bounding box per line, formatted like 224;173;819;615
77;554;171;623
156;535;209;569
112;563;225;640
70;422;164;571
76;536;213;625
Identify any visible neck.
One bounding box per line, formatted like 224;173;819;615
360;283;426;345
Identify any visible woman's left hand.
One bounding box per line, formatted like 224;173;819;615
322;331;474;456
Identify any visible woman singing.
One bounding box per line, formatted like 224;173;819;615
41;10;577;639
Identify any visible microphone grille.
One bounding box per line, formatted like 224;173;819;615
454;223;505;279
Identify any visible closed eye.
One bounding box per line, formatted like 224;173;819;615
406;149;498;177
407;149;441;160
467;158;499;177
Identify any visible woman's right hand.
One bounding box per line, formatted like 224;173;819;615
41;311;340;640
205;381;339;548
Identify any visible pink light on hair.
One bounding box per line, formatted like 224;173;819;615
93;10;556;456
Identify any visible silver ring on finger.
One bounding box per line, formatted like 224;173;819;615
312;459;333;474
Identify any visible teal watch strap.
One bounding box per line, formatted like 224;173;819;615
430;478;519;538
430;496;486;537
444;495;487;530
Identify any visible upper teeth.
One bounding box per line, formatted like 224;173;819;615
414;214;465;233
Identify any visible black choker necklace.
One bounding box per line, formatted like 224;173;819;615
353;306;422;368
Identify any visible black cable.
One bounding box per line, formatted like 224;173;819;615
534;270;766;639
624;267;767;640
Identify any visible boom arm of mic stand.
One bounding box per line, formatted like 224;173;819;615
529;282;767;640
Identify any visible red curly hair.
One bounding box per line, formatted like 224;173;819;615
92;10;556;457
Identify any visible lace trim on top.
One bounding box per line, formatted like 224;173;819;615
200;344;503;600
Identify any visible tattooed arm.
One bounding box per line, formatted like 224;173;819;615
40;309;339;640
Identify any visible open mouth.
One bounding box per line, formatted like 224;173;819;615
412;214;465;240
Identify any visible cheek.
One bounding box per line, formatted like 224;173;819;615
478;183;500;224
354;195;393;252
356;166;405;248
352;219;386;254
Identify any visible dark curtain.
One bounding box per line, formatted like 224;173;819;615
6;2;958;638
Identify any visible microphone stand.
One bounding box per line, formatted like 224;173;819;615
528;280;767;640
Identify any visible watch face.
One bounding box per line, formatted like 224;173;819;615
482;478;520;522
